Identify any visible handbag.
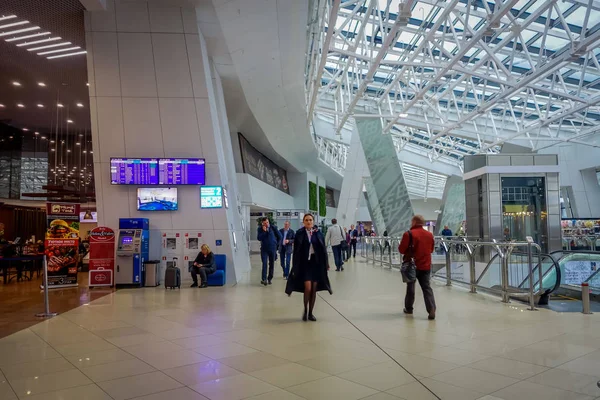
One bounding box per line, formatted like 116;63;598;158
338;226;349;250
400;230;417;283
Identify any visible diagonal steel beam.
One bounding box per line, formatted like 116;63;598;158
383;0;521;133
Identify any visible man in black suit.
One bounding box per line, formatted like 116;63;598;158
279;221;295;279
349;224;358;258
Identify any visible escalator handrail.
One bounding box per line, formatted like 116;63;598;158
511;251;561;295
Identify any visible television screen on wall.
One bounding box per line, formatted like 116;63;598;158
137;188;178;211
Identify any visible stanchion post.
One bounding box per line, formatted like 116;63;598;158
36;255;58;318
526;240;537;311
443;241;451;286
582;283;592;315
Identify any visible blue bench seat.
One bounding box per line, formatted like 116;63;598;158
208;254;226;286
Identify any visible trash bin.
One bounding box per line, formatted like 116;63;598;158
143;260;160;287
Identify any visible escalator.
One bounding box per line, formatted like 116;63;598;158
484;251;562;305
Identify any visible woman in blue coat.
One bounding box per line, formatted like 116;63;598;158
285;213;332;321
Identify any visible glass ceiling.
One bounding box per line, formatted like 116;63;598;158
306;0;600;166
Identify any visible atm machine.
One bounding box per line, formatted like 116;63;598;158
116;218;149;286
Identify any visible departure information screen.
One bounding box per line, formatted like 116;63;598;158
111;158;158;185
159;159;206;185
111;158;205;185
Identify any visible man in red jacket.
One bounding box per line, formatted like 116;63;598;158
399;215;436;320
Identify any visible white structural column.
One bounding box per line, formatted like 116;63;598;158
85;0;249;284
336;127;370;228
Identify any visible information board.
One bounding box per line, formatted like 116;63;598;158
111;158;159;185
159;158;205;185
111;158;205;185
564;260;597;285
201;186;223;209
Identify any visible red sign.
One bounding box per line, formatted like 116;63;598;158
88;226;116;287
90;227;115;242
45;202;80;287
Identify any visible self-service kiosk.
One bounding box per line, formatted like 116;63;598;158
116;218;149;286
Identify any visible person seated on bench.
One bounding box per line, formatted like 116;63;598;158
191;244;216;288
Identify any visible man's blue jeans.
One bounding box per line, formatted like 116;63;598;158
332;245;343;270
280;251;291;278
261;250;275;282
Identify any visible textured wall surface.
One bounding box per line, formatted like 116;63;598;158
355;118;413;236
436;176;466;234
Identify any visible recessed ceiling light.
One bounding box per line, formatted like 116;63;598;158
18;37;61;47
34;131;39;135
90;151;93;154
46;50;86;60
0;15;17;23
57;103;63;108
37;46;79;56
37;82;46;87
12;81;21;86
41;136;46;139
67;149;71;153
37;104;44;108
0;104;5;108
0;26;40;37
86;83;89;87
50;140;55;143
17;103;24;108
76;103;83;108
66;119;73;123
29;42;71;52
9;136;13;139
50;148;55;152
22;128;28;131
0;21;29;30
6;31;50;42
82;150;87;153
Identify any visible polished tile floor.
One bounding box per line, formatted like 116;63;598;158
1;254;599;400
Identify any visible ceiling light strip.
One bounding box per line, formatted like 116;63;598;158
5;31;50;42
0;20;29;30
28;41;71;51
0;15;17;22
46;50;87;59
38;46;79;55
0;26;40;37
17;36;60;47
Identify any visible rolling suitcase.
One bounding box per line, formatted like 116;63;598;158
164;260;181;290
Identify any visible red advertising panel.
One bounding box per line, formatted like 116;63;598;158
45;203;80;287
88;227;115;287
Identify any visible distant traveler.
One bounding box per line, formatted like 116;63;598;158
349;224;358;257
399;215;436;320
441;226;452;237
257;217;281;286
325;218;345;272
285;213;332;321
344;227;351;261
279;221;295;279
383;230;390;252
190;244;216;288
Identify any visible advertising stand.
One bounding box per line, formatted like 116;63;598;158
88;227;116;287
45;203;80;288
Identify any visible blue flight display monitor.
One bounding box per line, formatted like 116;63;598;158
159;158;206;185
111;158;205;185
115;218;149;286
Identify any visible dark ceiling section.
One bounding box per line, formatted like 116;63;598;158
0;0;90;134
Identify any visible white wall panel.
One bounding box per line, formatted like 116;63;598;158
149;5;184;33
96;97;125;163
151;34;193;98
118;33;158;98
90;0;116;32
115;2;150;32
98;173;130;229
182;9;199;33
158;98;202;157
195;99;218;164
122;97;163;157
205;162;223;187
91;32;121;97
185;34;208;98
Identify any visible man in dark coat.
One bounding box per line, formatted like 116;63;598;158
257;217;281;286
279;221;295;279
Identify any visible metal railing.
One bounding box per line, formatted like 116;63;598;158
361;235;546;310
562;234;600;251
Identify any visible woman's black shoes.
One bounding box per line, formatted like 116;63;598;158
302;310;308;321
308;314;317;322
